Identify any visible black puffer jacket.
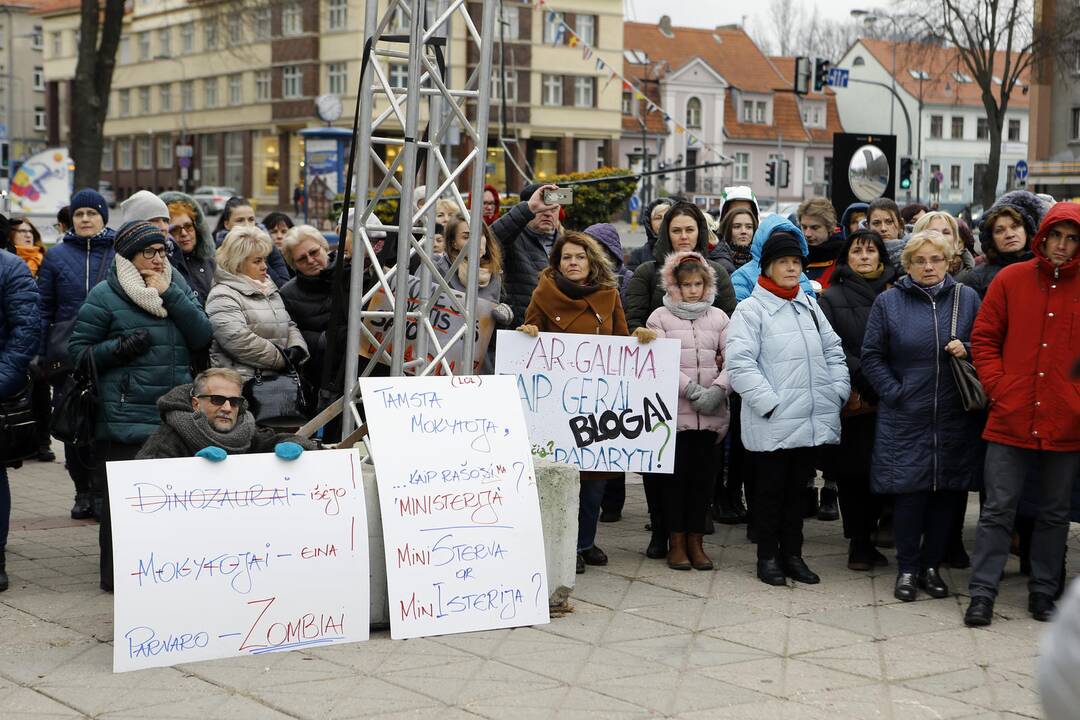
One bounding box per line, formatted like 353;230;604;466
490;202;556;327
279;265;333;353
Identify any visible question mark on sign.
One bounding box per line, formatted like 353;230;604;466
651;420;672;466
531;571;543;607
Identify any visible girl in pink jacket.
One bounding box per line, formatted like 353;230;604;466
646;251;731;572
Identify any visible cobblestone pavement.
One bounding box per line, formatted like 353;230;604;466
1;454;1063;719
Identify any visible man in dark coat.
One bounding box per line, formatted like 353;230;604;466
490;182;562;327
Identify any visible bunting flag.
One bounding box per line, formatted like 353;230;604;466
568;35;579;47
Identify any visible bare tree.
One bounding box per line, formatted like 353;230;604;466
71;0;125;191
768;0;803;56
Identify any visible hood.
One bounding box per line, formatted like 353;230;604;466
979;190;1050;263
660;250;716;304
160;191;215;260
749;214;809;262
840;203;869;239
584;223;625;271
718;186;759;222
655;207;712;262
642;197;674;245
1030;201;1080;271
62;226;117;248
157;383;197;418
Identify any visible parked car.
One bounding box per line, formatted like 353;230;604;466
98;181;117;207
191;186;238;215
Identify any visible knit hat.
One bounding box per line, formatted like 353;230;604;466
583;222;622;259
760;231;806;270
979;190;1050;257
114;221;166;260
70;188;109;224
121;190;169;224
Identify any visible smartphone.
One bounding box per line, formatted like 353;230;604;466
544;187;574;205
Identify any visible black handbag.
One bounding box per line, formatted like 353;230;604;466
948;283;988;412
242;349;313;429
50;351;99;447
0;377;38;466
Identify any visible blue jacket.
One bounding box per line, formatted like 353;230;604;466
0;249;41;397
860;274;982;494
730;215;815;301
36;228;116;353
725;282;849;452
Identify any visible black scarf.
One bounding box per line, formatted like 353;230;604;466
554;272;600;299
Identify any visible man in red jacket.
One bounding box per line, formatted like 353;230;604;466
965;202;1080;627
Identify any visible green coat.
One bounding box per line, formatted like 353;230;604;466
68;265;212;444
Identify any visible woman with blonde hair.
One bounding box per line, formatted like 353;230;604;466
435;213;504;302
913;211;973;276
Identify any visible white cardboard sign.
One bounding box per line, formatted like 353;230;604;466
107;449;369;672
494;330;682;474
359;375;549;639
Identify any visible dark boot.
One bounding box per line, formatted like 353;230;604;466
817;486;840;521
687;533;714;571
782;556;820;584
70;493;93;520
0;549;7;592
847;539;874;571
667;532;691;570
756;557;787;586
703;513;715;536
803;486;820;519
645;526;668;559
713;488;740;525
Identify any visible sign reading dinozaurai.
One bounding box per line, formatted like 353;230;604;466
107;449;369;672
359;375;549;640
494;331;681;474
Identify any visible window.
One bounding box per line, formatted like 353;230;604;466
159;84;172;112
283;65;302;98
575;15;595;45
137;136;152;169
200;134;220;185
157;136;173;169
228;73;243;106
800;102;824;128
118;37;131;64
118;139;133;170
328;0;348;30
491;69;517;102
1008;118;1021;141
621;91;632;115
1073;108;1080;141
283;1;304;36
33;107;45;131
255;70;271;101
977;117;989;140
101;139;113;171
328;63;347;95
500;4;519;41
389;63;408;88
543;12;561;43
852;56;865;66
950;164;961;189
224;132;244;190
51;31;61;57
542;74;562;105
119;89;131;117
158;27;171;57
734;152;750;182
805;155;815;184
741;100;753;122
930;114;943;138
139;86;150;114
686;97;702;129
391;6;409;32
31;25;42;50
181;80;194;111
951;116;964;139
204;77;219;108
181;22;194;54
227;15;242;44
573;76;594;107
204;21;218;51
755;101;766;124
951;71;973;83
255;8;271;40
138;31;150;61
32;66;44;91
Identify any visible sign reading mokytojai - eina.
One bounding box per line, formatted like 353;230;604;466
359;375;549;640
494;330;681;474
107;449;369;672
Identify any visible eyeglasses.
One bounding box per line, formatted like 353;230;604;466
294;248;325;262
169;222;196;235
140;246;169;259
911;256;946;266
13;228;33;236
194;394;245;409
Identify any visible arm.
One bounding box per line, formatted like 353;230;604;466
0;259;41;396
522;296;546;332
611;295;628;337
623;264;653;332
35;254;58;353
730;264;753;302
813;301;851;402
712;315;731;392
859;296;903;406
160;282;212;351
971;280;1005;395
285;321;309;357
646;309;692;396
66;289;123;371
711;263;737;317
724;303;780;417
490;202;535;246
206;292;286;370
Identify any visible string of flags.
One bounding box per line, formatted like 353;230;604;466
529;1;726;161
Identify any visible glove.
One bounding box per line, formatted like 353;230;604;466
285;346;307;368
195;446;228;462
691;385;726;415
632;327;657;344
517;324;539;337
684;381;705;402
275;441;304;461
492;303;514;327
113;329;151;362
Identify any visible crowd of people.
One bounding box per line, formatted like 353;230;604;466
0;181;1077;634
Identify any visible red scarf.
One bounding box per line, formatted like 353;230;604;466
757;274;799;300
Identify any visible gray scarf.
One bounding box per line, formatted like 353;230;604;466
165;408;256;454
663;294;711;320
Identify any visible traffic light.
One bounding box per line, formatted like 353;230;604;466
794;56;811;95
765;160;776;187
814;58;831;92
778;160;790;189
899;157;913;190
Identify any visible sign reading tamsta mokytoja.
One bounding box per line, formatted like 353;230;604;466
495;331;682;474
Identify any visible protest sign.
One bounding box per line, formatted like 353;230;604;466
494;330;681;474
359;375;549;640
360;275;496;375
107;449;369;672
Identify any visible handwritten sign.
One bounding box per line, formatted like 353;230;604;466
494;330;681;474
359;375;549;639
107;449;369;672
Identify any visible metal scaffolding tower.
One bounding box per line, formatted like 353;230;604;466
341;0;497;435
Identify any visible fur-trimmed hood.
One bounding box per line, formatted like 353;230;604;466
660;250;716;304
978;190;1050;262
159;191;215;260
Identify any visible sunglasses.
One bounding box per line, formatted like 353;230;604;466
194;394;245;409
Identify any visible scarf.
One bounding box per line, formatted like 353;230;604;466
662;294;711;320
731;244;754;268
115;255;170;318
456;260;492;288
15;245;44;276
856;263;885;280
242;273;277;296
165;407;257;454
554;271;600;299
757;274;799;300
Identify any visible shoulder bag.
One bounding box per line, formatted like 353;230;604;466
948;283;988;411
0;376;39;466
242;348;313;429
50;350;100;447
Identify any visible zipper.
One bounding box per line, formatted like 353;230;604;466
930;293;940;492
691;319;701;429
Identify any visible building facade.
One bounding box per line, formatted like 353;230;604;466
1027;0;1080;199
0;0;48;189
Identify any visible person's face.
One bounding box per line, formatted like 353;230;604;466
73;207;104;237
240;250;268;281
269;223;289;250
291;238;329;276
435;207;450;225
169;212;198;253
482;190;497;217
910;209;926;224
667;213;698;252
765;256;802;289
650;203;670;234
453;223;470;252
847;211;866;234
908;244;948;285
800;215;830;246
10;222;35;248
729;212;754;248
559;242;590;284
528;206;559;235
224;205;256;230
926;217;954;245
132;243;168;274
1043;221;1080;267
432;233;445;255
869;209;899;240
679;273;706;303
191;377;244;432
847;239;880;275
992;214;1027;255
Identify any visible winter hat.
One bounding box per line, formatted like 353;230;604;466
760;231;806;270
114;220;166;260
70;187;109;224
583;223;622;258
121;190;169;224
979;190;1050;255
718;185;759;222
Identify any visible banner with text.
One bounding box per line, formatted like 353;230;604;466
108;449;369;672
494;331;681;474
359;375;549;640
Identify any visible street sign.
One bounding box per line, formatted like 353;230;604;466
827;68;849;88
1015;160;1028;181
178;156;191;169
175;144;193;158
628;195;641;212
